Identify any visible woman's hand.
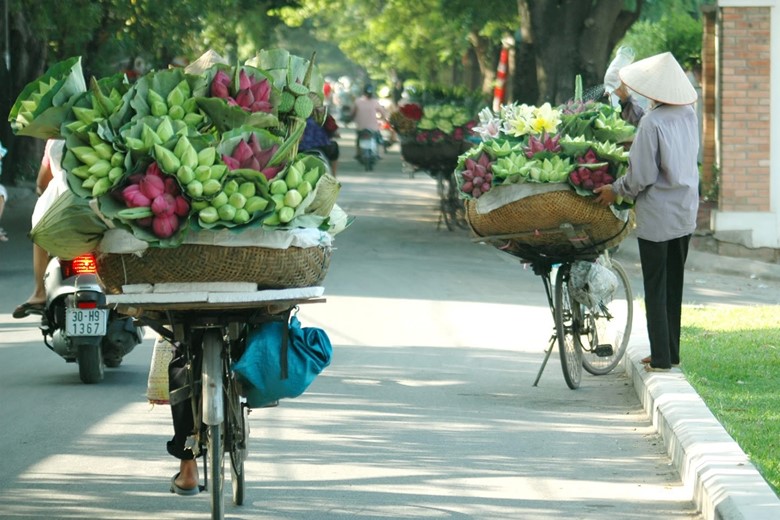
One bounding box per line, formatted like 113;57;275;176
593;184;617;206
614;83;630;103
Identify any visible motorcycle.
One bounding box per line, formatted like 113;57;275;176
40;252;144;384
379;120;397;152
356;129;380;171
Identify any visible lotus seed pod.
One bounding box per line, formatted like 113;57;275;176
293;95;314;118
287;82;309;96
278;91;295;113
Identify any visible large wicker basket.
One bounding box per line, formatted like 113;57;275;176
466;189;634;260
97;244;332;295
401;140;470;173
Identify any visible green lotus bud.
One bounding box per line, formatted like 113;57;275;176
183;97;198;113
202;178;222;196
154;144;181;173
283;189;303;209
72;106;98;125
238;182;256;198
223;179;239;196
271;193;285;206
217;203;236;221
148;89;166;106
87;160;112;178
278;206;295;223
270;179;288;195
211;191;229;209
167;85;186;107
285;167;302;189
70;165;91;179
233;208;250;225
70;146;101;166
297;180;313;198
181;147;199;170
168;105;185;120
191;200;210;211
142;123;163;148
244;196;269;213
173;136;191;158
263;212;281;226
124;136;146;151
199;206;219;224
228;192;247;209
194;165;212;183
156;117;175;142
87;132;103;148
108;167;124;183
209;164;227;180
186;179;204;198
91;177;113;197
110;152;125;168
93;143;114;161
197;147;216;167
64;120;87;134
151;101;168;117
81;176;97;189
176;165;195;185
302;168;320;186
183;113;204;126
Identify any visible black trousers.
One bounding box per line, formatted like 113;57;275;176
167;345;200;460
637;235;691;368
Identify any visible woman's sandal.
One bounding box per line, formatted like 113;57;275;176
0;228;8;242
169;472;205;496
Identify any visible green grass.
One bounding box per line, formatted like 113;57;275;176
681;305;780;496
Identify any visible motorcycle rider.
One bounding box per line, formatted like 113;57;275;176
351;84;387;159
13;139;68;319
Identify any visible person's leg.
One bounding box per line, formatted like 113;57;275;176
29;243;48;303
665;234;691;366
0;187;7;241
167;345;200;491
638;238;672;368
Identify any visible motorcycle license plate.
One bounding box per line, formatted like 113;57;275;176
65;308;108;336
358;138;374;150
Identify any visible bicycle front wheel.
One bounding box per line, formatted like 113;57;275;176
555;265;583;389
202;330;225;520
581;259;634;375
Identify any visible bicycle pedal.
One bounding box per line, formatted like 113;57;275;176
594;344;614;357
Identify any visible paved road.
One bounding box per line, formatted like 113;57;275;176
2;129;777;519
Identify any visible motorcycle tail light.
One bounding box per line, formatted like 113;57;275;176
61;254;98;278
77;301;98;309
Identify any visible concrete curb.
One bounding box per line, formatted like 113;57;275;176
624;330;780;520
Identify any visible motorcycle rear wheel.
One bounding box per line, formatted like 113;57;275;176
77;342;105;384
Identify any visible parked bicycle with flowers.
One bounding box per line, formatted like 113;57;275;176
455;80;636;389
389;86;482;231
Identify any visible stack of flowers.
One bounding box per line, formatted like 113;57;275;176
9;49;347;251
455;95;634;207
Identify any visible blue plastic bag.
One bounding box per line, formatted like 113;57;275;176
232;316;332;408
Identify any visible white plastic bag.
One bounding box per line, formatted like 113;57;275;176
569;259;618;311
603;46;635;95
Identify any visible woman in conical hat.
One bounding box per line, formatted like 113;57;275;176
594;52;699;373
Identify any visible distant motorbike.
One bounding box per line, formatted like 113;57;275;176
356;129;380;171
379;120;397;152
40;253;144;384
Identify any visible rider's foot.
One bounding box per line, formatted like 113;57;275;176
174;459;199;491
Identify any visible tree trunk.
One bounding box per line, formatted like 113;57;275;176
467;31;497;96
0;10;48;185
515;0;643;105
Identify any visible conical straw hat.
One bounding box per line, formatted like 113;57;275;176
618;52;697;105
185;50;229;75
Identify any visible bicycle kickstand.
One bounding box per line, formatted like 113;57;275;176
532;334;557;387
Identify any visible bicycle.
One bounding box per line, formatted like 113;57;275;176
433;168;467;231
108;287;324;519
474;223;633;389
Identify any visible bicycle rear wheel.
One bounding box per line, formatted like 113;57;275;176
202;330;225;520
581;259;634;375
226;372;248;505
555;265;582;389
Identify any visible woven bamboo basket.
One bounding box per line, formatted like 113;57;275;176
401;140;469;173
97;244;332;295
466;190;634;259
